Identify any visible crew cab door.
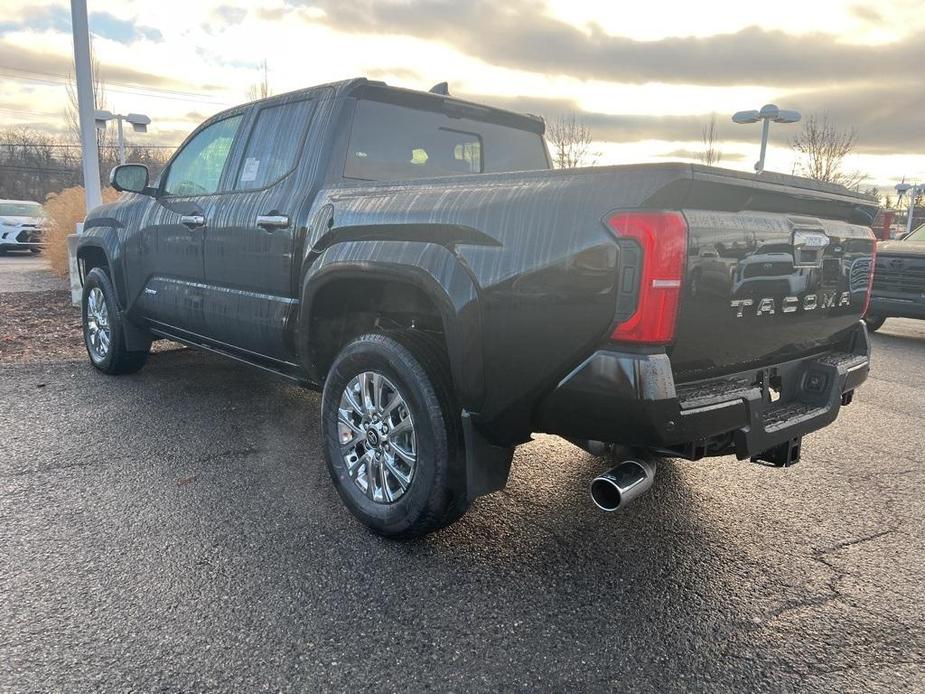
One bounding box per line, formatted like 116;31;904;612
129;113;245;337
201;95;318;360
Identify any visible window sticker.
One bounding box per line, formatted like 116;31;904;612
241;157;260;182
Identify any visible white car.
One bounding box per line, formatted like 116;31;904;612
0;200;46;255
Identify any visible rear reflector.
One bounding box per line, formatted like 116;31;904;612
606;211;688;345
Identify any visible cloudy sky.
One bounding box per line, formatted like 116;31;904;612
1;0;923;189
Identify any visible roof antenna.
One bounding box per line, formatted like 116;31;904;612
429;82;449;96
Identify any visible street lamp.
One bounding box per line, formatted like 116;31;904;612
94;110;152;164
895;182;924;237
732;104;801;174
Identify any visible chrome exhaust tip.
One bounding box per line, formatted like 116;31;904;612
590;458;656;512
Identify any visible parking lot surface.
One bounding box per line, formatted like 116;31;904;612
0;254;66;293
1;257;924;692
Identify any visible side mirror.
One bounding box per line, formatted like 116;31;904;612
110;164;151;195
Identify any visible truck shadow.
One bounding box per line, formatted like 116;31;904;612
137;347;776;689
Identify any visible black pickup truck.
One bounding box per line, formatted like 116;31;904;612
77;78;878;537
865;224;925;331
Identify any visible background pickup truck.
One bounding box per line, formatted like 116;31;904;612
77;78;878;538
865;223;925;331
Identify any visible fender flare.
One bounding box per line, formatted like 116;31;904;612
299;240;485;412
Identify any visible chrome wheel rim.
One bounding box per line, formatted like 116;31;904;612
85;287;111;361
337;371;416;504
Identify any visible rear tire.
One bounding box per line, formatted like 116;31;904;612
82;267;149;375
321;332;468;539
30;248;41;255
865;314;886;332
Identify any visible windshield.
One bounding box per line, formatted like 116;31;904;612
345;99;549;181
0;202;43;218
906;224;925;241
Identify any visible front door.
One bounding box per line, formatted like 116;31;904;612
131;113;245;338
201;96;317;360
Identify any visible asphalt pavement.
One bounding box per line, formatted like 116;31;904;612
1;255;923;692
0;253;67;293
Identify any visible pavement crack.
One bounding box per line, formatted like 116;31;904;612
752;527;900;629
813;527;898;559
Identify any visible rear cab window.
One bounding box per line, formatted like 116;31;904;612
344;97;549;181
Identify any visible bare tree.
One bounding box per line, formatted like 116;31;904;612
863;186;882;205
546;113;597;169
0;127;81;201
247;59;272;101
65;42;108;147
791;113;864;188
699;114;722;166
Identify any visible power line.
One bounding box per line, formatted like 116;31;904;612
0;164;80;174
0;142;177;149
0;65;233;106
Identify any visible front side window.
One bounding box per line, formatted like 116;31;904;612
906;224;925;242
345;99;548;181
163;115;243;196
234;99;315;190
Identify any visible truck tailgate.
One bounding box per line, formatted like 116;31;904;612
664;168;877;381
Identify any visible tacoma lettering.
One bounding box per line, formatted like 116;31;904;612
731;292;850;318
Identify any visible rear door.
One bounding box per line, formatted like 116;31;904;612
201;95;318;360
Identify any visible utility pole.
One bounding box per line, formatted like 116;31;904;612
896;182;923;236
70;0;101;211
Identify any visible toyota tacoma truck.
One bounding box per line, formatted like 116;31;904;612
76;78;878;538
865;223;925;331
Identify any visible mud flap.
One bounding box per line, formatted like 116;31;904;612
461;410;514;502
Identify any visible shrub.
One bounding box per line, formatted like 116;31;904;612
43;186;119;277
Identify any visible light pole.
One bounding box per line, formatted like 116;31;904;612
70;0;101;211
895;182;924;237
732;104;801;174
94;111;151;164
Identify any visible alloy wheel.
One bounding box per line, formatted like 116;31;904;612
337;371;417;504
85;287;112;360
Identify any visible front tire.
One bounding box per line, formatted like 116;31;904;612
865;314;886;333
321;332;468;539
82;267;149;375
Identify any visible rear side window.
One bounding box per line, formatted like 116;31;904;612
345;100;548;181
163;115;242;197
234;99;315;190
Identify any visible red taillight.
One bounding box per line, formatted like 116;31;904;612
606;211;687;345
863;229;877;317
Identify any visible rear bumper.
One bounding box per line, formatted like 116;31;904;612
536;321;870;460
868;295;925;320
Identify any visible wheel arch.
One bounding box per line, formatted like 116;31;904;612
77;237;151;352
300;241;485;412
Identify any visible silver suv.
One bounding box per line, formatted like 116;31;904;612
0;200;46;255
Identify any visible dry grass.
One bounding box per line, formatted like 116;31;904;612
43;186;119;277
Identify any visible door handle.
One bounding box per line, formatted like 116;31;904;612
256;214;290;230
180;214;205;229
